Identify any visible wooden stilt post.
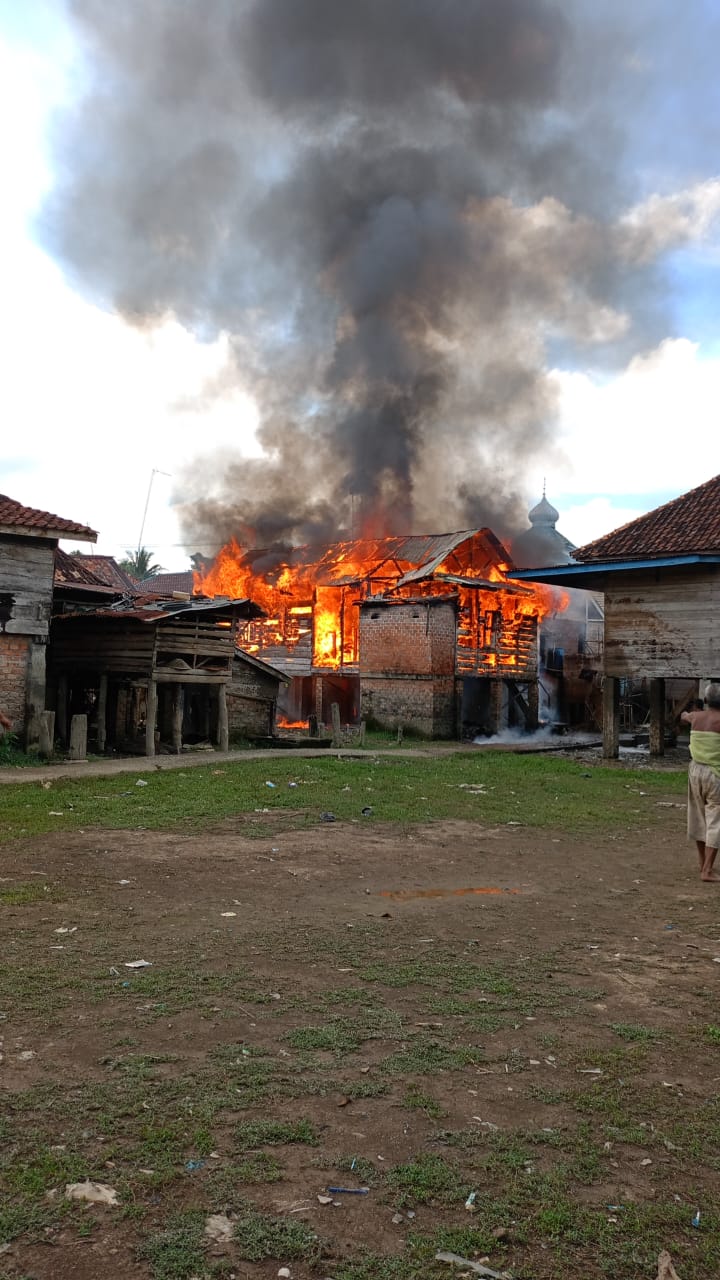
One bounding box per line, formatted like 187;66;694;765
602;676;620;759
331;701;342;747
217;684;229;752
527;680;539;731
68;714;87;761
649;677;666;757
56;674;68;744
145;680;157;757
97;675;108;753
172;684;184;754
489;680;504;735
38;710;55;759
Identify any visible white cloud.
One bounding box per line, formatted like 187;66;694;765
558;498;649;549
550;338;720;500
0;243;260;567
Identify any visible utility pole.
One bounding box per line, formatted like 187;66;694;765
137;469;171;555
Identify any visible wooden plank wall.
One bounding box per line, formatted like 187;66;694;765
604;567;720;677
50;622;155;672
0;537;54;637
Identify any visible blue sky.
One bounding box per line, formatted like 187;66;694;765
1;2;719;566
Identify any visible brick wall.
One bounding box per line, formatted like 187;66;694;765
0;633;31;731
359;600;457;736
227;658;282;737
360;599;456;676
227;691;274;737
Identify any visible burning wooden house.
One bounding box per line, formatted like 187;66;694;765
49;594;263;755
196;529;565;738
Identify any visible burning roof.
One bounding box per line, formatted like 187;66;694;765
196;528;564;676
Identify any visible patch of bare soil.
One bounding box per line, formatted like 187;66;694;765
1;806;718;1280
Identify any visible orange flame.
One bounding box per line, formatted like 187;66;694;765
195;533;568;674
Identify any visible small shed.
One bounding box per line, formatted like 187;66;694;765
228;649;290;739
511;474;720;756
0;495;96;745
49;595;263;755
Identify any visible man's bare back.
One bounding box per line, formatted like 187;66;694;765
681;707;720;732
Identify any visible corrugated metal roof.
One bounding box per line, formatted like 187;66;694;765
234;647;290;683
0;494;97;540
54;597;264;624
574;474;720;562
260;529;512;586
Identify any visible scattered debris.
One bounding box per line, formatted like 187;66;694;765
54;926;77;935
265;781;277;788
185;1159;205;1172
657;1251;682;1279
135;779;148;787
17;1050;35;1062
577;1068;603;1075
118;879;131;886
278;1269;292;1279
321;812;337;822
317;1195;334;1205
361;806;373;817
65;1180;119;1207
692;1210;701;1228
327;1186;369;1195
205;1212;234;1244
435;1251;512;1278
124;959;152;969
465;1191;477;1211
220;912;237;918
392;1212;404;1224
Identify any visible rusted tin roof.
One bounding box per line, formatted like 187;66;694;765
53;597;264;624
0;494;97;541
234;647;290;683
288;529;512;586
575;474;720;562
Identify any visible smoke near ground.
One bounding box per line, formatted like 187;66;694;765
40;1;713;553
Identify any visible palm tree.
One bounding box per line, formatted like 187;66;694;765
118;547;165;580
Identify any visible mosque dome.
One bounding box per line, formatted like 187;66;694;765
510;486;576;568
528;494;560;527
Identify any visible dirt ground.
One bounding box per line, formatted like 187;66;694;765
1;782;719;1279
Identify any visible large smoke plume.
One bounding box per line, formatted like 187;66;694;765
43;1;685;552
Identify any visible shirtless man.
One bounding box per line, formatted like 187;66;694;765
681;683;720;882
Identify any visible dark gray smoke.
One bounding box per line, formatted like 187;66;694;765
41;0;671;550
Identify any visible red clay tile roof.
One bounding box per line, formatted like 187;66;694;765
134;571;195;595
574;474;720;562
54;548;116;593
0;494;96;541
74;555;138;593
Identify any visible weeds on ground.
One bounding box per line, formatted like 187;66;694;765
0;752;686;843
